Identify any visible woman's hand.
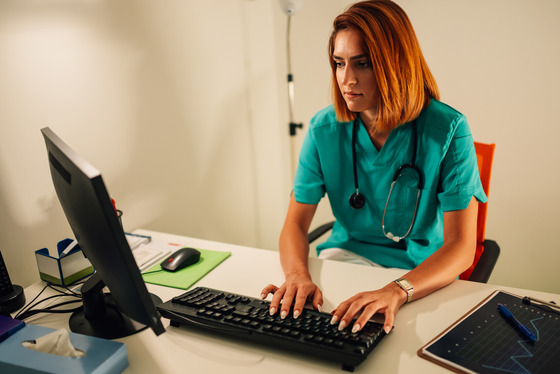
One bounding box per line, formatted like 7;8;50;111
261;273;323;319
330;282;406;334
263;194;321;318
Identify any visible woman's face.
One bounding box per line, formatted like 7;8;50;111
333;29;378;120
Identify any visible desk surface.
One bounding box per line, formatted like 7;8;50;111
20;229;560;373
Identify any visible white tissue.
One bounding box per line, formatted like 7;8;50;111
22;329;86;357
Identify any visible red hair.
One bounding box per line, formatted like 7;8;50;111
328;0;440;132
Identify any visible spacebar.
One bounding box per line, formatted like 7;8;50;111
168;311;252;335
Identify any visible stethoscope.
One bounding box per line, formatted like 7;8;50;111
348;117;424;242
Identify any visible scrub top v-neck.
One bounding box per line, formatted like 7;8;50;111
293;100;487;269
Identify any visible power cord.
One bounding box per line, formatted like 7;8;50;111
14;282;84;321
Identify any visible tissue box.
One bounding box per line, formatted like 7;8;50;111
35;239;94;286
0;324;128;374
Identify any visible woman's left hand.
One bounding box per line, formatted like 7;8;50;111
330;282;406;334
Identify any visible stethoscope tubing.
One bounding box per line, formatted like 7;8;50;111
349;117;424;242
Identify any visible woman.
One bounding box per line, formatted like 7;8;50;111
261;0;486;335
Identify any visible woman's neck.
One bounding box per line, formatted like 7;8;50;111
359;111;390;151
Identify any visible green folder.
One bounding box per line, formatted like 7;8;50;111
142;248;231;290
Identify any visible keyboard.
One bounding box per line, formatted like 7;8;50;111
157;287;389;371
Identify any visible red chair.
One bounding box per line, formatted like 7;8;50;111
459;142;499;282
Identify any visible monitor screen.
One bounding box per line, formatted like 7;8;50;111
41;127;165;339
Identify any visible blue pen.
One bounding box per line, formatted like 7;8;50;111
497;303;536;343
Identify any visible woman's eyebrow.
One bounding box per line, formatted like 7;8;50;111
332;54;369;60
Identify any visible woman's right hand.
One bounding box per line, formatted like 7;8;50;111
261;273;323;319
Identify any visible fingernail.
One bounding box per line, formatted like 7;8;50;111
352;323;361;333
317;304;323;313
269;307;276;315
260;293;266;299
293;310;301;319
384;326;392;334
330;315;339;325
338;320;347;331
280;310;287;319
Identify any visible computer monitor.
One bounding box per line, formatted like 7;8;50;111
41;127;165;339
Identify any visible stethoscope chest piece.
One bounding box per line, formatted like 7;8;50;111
349;191;366;210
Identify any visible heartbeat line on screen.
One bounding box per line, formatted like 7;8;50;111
482;317;543;374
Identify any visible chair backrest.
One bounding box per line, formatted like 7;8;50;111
459;142;496;280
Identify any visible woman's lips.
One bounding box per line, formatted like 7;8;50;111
345;91;362;99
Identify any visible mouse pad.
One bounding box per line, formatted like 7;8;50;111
142;248;231;290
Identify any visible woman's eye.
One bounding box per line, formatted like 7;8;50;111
357;61;371;69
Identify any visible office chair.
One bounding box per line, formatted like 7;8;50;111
459;142;499;282
308;141;500;283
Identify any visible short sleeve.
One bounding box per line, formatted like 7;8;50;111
293;128;326;204
437;116;488;211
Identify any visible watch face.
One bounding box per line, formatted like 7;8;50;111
399;279;412;289
397;278;413;290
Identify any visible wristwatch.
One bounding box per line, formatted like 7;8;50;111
394;278;414;304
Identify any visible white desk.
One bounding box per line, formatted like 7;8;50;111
20;229;560;373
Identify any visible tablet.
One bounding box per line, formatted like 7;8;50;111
418;290;560;374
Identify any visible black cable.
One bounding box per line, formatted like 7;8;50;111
16;294;81;319
17;299;83;321
352;118;360;192
14;284;49;319
47;282;83;297
14;283;82;320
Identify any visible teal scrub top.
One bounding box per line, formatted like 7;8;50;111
293;100;487;270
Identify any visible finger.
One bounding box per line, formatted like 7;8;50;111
294;290;310;318
382;307;396;334
339;297;371;331
352;303;381;333
280;288;297;319
311;288;324;313
269;286;286;315
330;299;351;325
260;284;279;299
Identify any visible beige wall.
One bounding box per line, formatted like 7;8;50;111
289;0;560;294
1;0;558;294
0;0;290;288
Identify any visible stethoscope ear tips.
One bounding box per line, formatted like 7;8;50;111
349;192;366;210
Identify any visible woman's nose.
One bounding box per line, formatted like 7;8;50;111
342;66;357;86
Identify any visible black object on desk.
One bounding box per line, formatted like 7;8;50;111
158;286;388;372
419;290;560;374
160;248;201;272
0;251;25;314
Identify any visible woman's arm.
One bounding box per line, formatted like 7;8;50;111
261;193;322;319
331;196;478;334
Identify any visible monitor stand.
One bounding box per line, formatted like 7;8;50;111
69;273;162;339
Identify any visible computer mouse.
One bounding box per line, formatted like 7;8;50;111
160;247;201;272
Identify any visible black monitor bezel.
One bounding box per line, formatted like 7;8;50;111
41;127;165;338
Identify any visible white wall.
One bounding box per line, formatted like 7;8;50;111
0;0;290;288
287;0;560;294
401;0;560;293
1;0;559;295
